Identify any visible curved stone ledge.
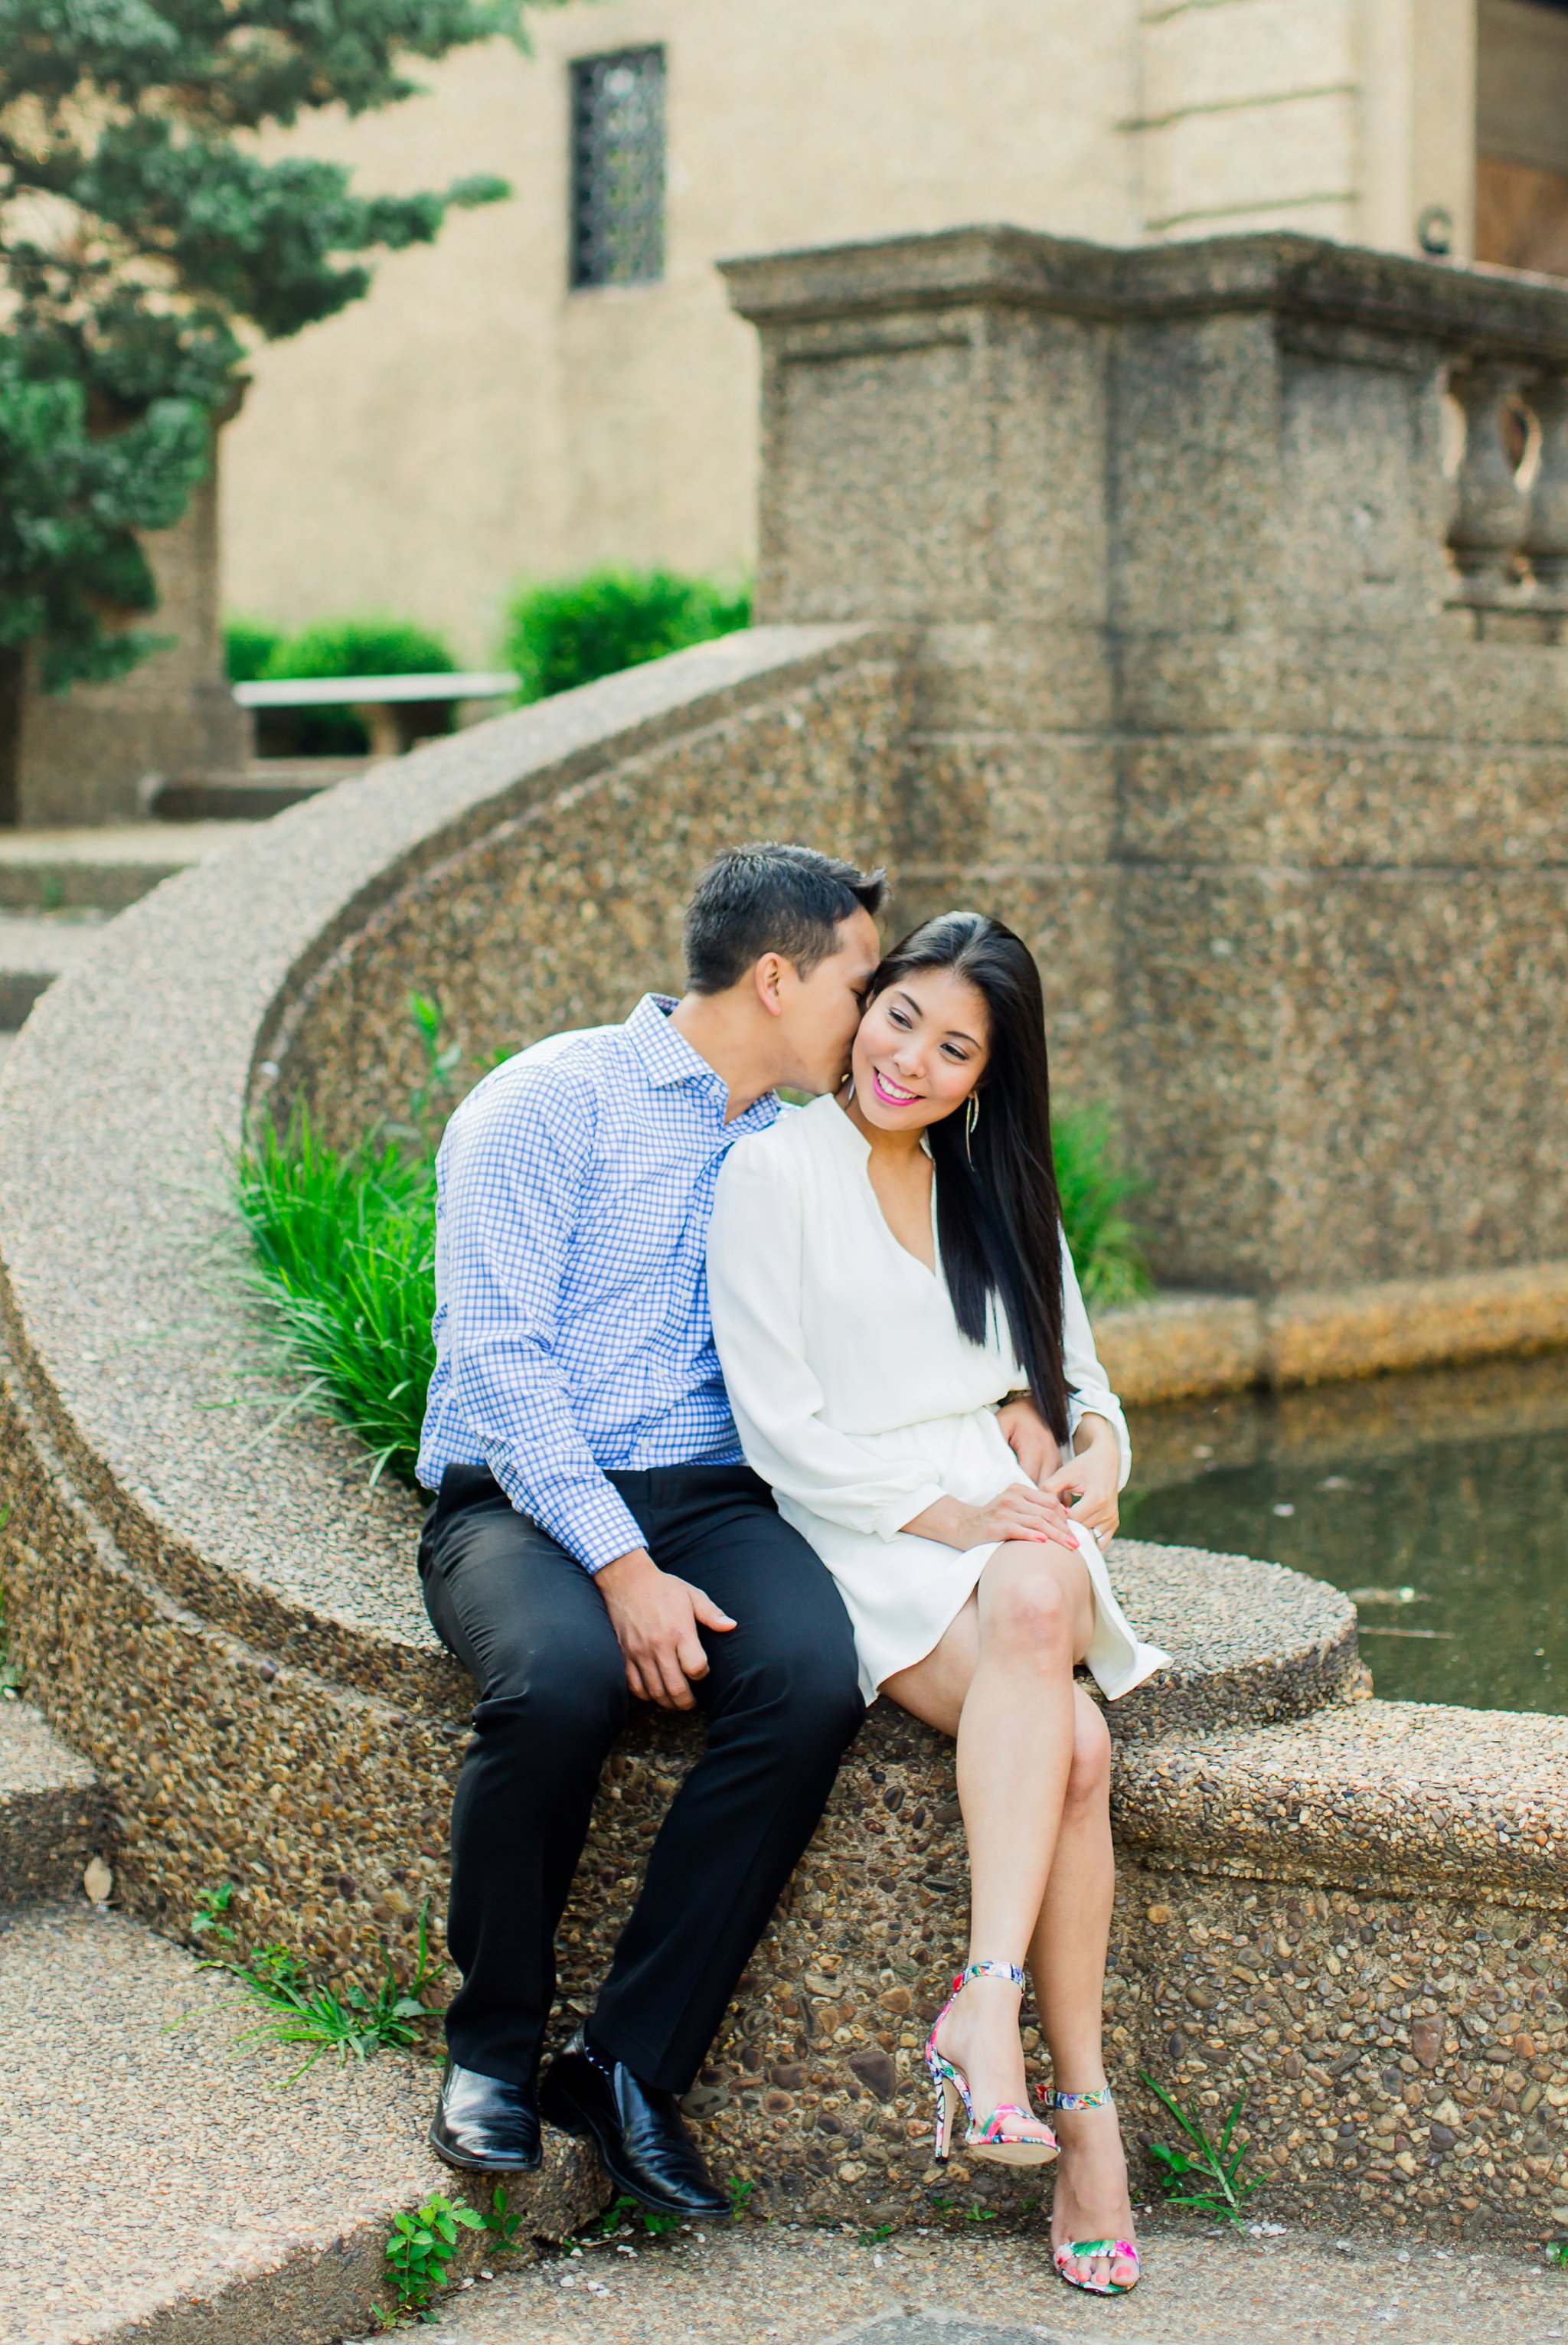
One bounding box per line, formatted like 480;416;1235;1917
1095;1262;1568;1406
1116;1700;1568;1910
1093;1540;1357;1737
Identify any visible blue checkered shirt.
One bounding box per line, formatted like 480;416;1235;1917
416;994;783;1572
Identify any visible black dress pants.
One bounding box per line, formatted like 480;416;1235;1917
419;1462;864;2095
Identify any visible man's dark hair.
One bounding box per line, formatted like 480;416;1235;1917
683;843;886;993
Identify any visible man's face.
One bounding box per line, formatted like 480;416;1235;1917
773;908;882;1095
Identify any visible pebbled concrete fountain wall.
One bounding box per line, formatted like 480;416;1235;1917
4;237;1568;2249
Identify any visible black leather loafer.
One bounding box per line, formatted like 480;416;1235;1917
538;2028;731;2219
429;2057;543;2172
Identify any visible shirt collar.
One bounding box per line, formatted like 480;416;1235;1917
622;995;779;1129
624;993;714;1089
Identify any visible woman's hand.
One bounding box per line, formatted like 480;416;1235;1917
1043;1413;1122;1546
902;1481;1078;1553
995;1394;1061;1487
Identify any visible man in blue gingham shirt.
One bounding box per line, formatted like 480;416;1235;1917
416;844;885;2208
417;992;782;1573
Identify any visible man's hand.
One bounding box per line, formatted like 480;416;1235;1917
996;1395;1062;1488
594;1548;737;1710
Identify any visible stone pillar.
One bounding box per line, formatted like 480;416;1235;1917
5;436;247;828
725;229;1568;1292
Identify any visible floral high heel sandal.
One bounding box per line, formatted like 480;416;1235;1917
1042;2086;1142;2295
923;1961;1059;2167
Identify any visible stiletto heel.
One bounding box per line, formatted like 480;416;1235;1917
923;1962;1058;2167
1041;2086;1142;2296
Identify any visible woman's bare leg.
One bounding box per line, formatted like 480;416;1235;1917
1028;1690;1137;2289
882;1539;1092;2140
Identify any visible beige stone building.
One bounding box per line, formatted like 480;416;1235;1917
221;0;1568;661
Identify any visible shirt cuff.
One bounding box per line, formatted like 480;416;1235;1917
875;1481;949;1541
487;1452;645;1575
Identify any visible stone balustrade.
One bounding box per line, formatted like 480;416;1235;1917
1448;357;1568;619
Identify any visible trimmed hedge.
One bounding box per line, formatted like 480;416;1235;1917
501;567;750;702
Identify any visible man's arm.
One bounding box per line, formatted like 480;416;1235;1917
438;1071;733;1708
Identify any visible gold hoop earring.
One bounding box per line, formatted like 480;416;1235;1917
965;1092;979;1162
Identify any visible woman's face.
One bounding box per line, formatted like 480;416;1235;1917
851;965;991;1133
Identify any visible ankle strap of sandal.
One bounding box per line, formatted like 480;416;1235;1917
1046;2086;1115;2110
954;1961;1027;1991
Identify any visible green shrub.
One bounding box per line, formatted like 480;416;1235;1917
223;617;283;684
269;614;458;682
1053;1102;1153;1308
234;612;460;754
501;567;750;702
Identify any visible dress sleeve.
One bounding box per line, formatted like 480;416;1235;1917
707;1142;948;1540
1060;1228;1132;1491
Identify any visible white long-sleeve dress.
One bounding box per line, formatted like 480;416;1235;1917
707;1092;1168;1705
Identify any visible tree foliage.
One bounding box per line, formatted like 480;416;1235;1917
0;0;550;689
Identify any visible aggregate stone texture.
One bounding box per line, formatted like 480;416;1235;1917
1;619;1566;2249
0;1901;606;2345
343;2215;1568;2345
0;1696;103;1899
726;224;1568;1292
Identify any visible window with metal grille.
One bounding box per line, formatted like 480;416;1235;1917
570;47;666;289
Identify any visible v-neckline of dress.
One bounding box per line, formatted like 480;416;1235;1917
822;1094;941;1280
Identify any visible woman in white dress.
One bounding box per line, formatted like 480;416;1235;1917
707;911;1165;2299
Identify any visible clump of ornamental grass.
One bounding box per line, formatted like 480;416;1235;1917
1052;1102;1153;1308
233;1108;438;1486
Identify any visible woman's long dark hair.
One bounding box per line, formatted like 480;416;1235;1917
868;911;1071;1441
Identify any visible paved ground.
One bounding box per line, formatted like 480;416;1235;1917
0;1901;436;2345
393;2212;1568;2345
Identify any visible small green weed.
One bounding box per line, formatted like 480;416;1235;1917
190;1881;238;1948
385;2192;485;2314
192;1883;439;2079
0;1506;19;1700
1547;2229;1568;2268
930;2196;997;2224
481;2181;524;2252
727;2175;756;2219
858;2220;893;2246
400;991;464;1150
1140;2072;1259;2221
598;2192;681;2238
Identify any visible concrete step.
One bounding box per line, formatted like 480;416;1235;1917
0;1901;605;2345
397;2207;1568;2345
0;913;109;1030
147;760;375;822
0;1700;103;1902
0;825;256;914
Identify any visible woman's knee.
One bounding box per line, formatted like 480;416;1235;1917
983;1543;1083;1665
1064;1691;1112;1811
